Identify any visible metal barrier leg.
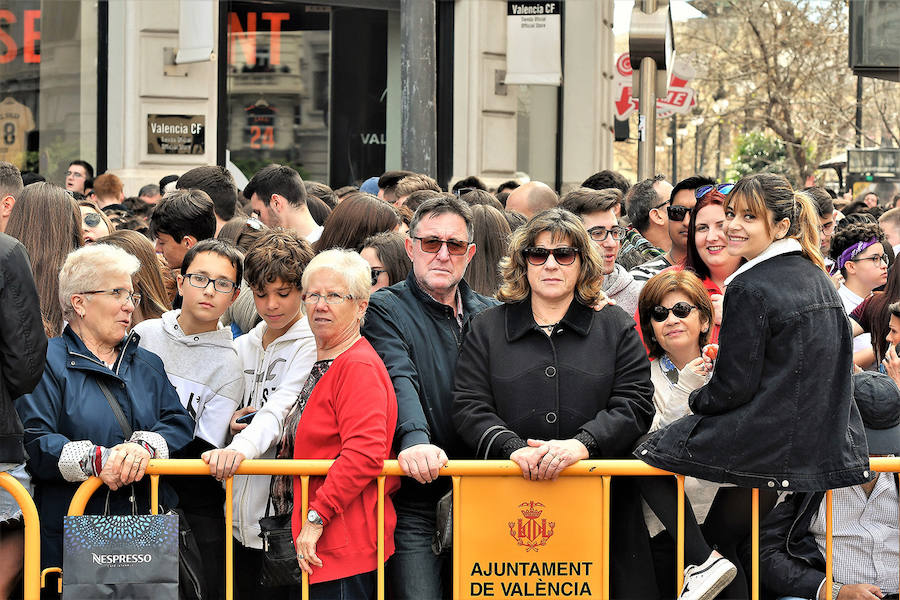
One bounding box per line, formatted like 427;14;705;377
0;472;40;600
150;475;159;514
452;476;461;600
751;488;759;600
825;490;833;598
377;476;385;600
602;475;611;600
225;476;234;600
301;476;309;599
676;475;685;594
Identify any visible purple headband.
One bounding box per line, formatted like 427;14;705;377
836;237;879;272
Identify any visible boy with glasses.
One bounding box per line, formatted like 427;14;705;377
133;238;245;599
559;187;643;315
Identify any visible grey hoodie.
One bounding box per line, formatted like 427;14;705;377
133;310;243;448
602;264;642;318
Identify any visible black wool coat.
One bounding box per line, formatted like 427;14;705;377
637;251;870;492
452;297;661;598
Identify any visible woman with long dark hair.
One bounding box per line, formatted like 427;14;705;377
313;193;400;252
6;183;83;336
98;230;172;327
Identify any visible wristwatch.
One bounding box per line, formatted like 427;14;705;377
307;510;324;526
831;582;842;600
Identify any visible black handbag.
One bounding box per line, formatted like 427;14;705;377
431;490;453;556
258;494;302;587
96;378;207;600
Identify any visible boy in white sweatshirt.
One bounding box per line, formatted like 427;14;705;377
133;238;244;599
201;229;317;600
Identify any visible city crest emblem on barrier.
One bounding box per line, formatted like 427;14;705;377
509;501;555;551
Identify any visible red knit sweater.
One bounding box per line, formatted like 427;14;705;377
291;337;399;584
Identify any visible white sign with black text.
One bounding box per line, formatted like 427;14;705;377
505;2;562;86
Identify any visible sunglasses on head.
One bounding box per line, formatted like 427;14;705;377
370;268;387;286
650;301;698;322
83;212;102;228
523;246;580;266
695;183;735;200
666;205;691;222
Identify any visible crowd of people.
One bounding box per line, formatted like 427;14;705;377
0;156;898;600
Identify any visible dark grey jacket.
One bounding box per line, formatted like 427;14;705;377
637;252;870;491
0;233;47;464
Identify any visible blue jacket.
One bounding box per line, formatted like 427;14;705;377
16;325;193;568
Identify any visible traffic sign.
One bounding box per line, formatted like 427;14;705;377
614;52;696;121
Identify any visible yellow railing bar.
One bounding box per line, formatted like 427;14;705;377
63;458;895;599
0;472;40;600
377;476;385;600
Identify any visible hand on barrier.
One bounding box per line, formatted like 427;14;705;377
521;438;589;481
201;448;247;481
101;443;150;489
825;583;884;599
397;444;448;484
295;523;324;574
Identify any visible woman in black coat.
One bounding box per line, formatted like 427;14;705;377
636;174;869;491
452;208;661;598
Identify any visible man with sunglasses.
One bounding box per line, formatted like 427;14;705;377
362;196;498;600
559;188;643;316
630;176;715;286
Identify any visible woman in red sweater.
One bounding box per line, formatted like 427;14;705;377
291;249;398;599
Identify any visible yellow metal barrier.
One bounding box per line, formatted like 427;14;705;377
59;457;900;599
0;472;40;600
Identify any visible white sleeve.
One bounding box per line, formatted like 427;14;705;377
227;339;317;459
195;377;244;448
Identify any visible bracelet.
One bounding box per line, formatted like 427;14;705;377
832;581;842;600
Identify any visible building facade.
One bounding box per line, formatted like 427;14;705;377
0;0;615;194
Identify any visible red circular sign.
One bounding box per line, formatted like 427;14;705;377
616;53;632;77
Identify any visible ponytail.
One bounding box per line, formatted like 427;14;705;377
790;191;826;272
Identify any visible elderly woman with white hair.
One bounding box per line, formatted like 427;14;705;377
15;243;193;570
276;249;397;599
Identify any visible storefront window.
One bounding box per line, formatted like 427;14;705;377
0;1;98;181
225;2;390;187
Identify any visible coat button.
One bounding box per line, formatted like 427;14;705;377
545;412;558;424
767;481;775;488
781;480;789;488
545;366;557;378
864;470;870;478
70;361;75;366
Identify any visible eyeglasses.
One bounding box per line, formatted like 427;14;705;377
302;292;354;305
83;212;103;228
454;187;475;197
80;288;142;307
850;254;889;267
818;222;835;235
522;246;580;266
666;205;691;222
65;170;85;179
370;268;387;286
587;225;627;242
184;273;238;294
650;301;697;322
695;183;735;200
412;236;471;255
652;199;669;210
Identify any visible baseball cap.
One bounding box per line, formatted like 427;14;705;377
853;371;900;455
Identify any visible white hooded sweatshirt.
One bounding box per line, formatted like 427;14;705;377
228;316;316;548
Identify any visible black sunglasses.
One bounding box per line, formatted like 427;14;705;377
523;246;580;266
83;212;103;227
650;302;697;322
412;236;471;255
666;205;691;222
370;268;387;286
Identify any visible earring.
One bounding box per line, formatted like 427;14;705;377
650;335;656;341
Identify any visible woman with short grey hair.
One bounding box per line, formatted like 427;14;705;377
268;249;397;598
15;244;193;570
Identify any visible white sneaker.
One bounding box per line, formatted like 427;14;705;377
678;553;737;600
